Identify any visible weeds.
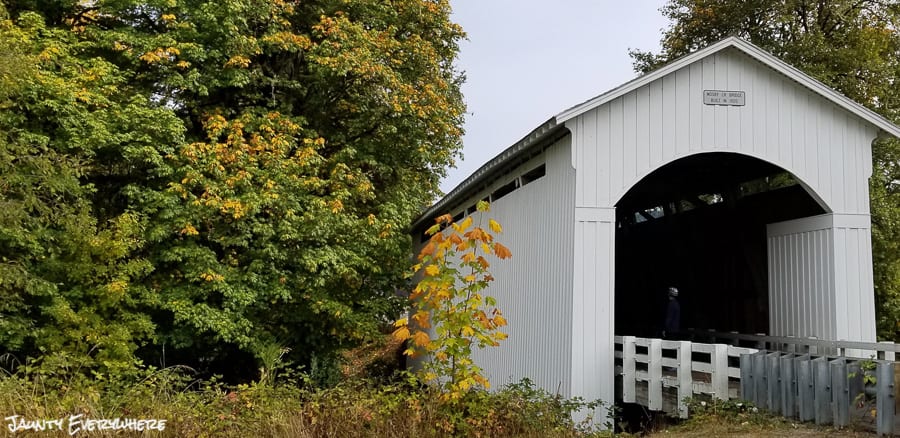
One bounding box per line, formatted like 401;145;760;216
0;361;610;437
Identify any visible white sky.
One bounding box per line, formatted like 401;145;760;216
442;1;671;194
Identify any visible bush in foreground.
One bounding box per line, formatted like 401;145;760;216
0;364;609;437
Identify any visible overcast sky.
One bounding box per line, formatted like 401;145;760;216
442;1;671;193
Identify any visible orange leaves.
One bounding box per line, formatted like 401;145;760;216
412;310;431;329
392;326;410;342
403;203;512;399
411;331;430;347
493;242;512;259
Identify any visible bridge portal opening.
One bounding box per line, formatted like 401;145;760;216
614;152;826;337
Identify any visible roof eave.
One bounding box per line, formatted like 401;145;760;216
411;118;564;230
556;37;900;139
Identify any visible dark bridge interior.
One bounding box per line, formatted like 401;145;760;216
614;152;826;337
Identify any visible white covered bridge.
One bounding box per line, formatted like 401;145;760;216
410;37;900;422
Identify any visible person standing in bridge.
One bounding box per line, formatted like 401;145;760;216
662;286;680;339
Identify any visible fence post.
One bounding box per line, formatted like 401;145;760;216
740;353;754;402
876;360;895;436
767;352;782;414
622;336;636;403
649;338;663;411
753;351;768;409
755;333;767;350
781;354;796;418
813;356;832;425
712;343;729;400
831;358;849;428
879;341;895;362
798;355;815;422
676;341;691;418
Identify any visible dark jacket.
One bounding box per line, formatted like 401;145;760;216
664;298;681;335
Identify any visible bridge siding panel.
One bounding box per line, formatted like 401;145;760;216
451;136;576;397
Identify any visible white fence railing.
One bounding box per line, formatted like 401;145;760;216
614;335;757;418
683;329;900;361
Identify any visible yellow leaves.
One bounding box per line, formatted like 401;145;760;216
457;216;473;231
106;280;127;295
404;207;511;398
180;224;199;236
262;31;312;51
221;200;246;219
139;47;180;64
392;317;410;341
488;219;502;234
225;55;252;68
161;14;177;23
200;272;225;282
329;199;343;213
392;326;410;342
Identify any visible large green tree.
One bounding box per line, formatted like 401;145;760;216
632;0;900;339
0;4;183;373
1;0;465;378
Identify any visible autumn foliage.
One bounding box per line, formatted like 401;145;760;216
394;201;511;400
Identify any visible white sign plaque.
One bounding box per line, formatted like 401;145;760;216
703;90;745;106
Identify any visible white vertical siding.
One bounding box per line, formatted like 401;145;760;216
568;47;879;214
463;136;577;396
767;214;876;342
571;207;616;424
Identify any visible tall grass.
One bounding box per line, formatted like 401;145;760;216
0;362;610;437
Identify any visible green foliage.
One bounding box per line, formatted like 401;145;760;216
394;201;512;400
0;0;466;378
635;0;900;339
0;5;182;376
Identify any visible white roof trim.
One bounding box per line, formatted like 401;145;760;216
556;36;900;138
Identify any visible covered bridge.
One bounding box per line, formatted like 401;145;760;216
410;37;900;419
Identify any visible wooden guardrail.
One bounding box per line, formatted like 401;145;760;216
614;335;758;418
